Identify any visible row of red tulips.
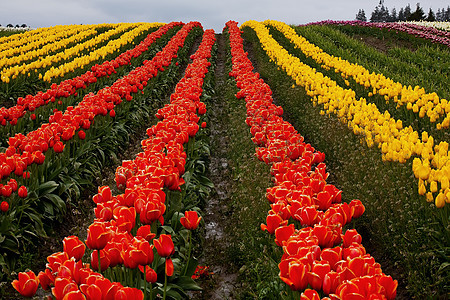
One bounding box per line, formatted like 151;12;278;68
0;22;199;205
0;22;180;129
226;20;398;299
304;20;450;47
12;25;216;299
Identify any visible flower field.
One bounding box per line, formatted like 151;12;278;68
0;19;448;299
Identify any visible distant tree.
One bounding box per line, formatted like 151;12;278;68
356;9;367;21
404;4;412;20
426;8;436;21
370;0;390;22
436;8;442;21
15;24;19;28
390;8;398;21
445;6;450;21
398;7;405;21
20;24;27;28
408;3;426;21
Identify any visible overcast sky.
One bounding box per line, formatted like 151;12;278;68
1;0;449;32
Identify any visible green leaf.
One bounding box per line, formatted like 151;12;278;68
197;175;214;189
161;225;175;234
37;181;59;195
184;258;199;277
174;276;202;291
165;288;183;300
44;193;66;213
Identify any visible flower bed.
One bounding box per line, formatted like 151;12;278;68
227;20;397;299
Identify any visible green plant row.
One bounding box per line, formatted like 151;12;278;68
241;25;449;299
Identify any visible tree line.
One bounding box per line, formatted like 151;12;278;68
356;1;450;22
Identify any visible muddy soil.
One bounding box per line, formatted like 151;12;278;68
189;33;240;300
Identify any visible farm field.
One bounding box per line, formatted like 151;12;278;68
0;20;448;299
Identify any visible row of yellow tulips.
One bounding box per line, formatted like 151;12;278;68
264;20;450;129
0;25;100;69
42;23;163;82
0;23;158;83
241;20;449;208
0;25;59;52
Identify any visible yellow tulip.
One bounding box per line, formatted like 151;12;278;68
435;192;446;208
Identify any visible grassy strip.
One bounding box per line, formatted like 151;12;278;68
209;30;286;299
242;26;449;298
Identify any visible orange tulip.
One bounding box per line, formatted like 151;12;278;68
153;234;175;257
180;210;202;230
11;271;39;297
63;236;86;261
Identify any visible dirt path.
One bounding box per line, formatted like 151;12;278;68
190;33;240;299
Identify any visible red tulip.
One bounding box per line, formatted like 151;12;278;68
165;257;174;276
136;225;156;242
85;222;111;250
261;213;288;234
323;271;341;295
139;265;158;283
349;199;365;219
9;179;18;191
91;250;110;272
104;243;123;267
115;287;144;300
342;229;362;248
79;284;101;300
274;224;295;247
1;201;9;212
307;260;331;290
113;206;136;232
93;186;112;204
279;258;309;291
125;237;154;267
63;236;86;261
51;277;79;300
17;186;27;198
78;130;86;140
2;184;12;197
153;234;175;257
11;271;39;297
180;210;202;230
300;289;321;300
320;246;343;270
46;251;69;273
53;141;65;153
37;269;55;291
378;274;398;300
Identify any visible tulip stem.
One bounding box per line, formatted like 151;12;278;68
183;230;192;276
144;266;147;299
98;249;102;274
163;269;168;300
